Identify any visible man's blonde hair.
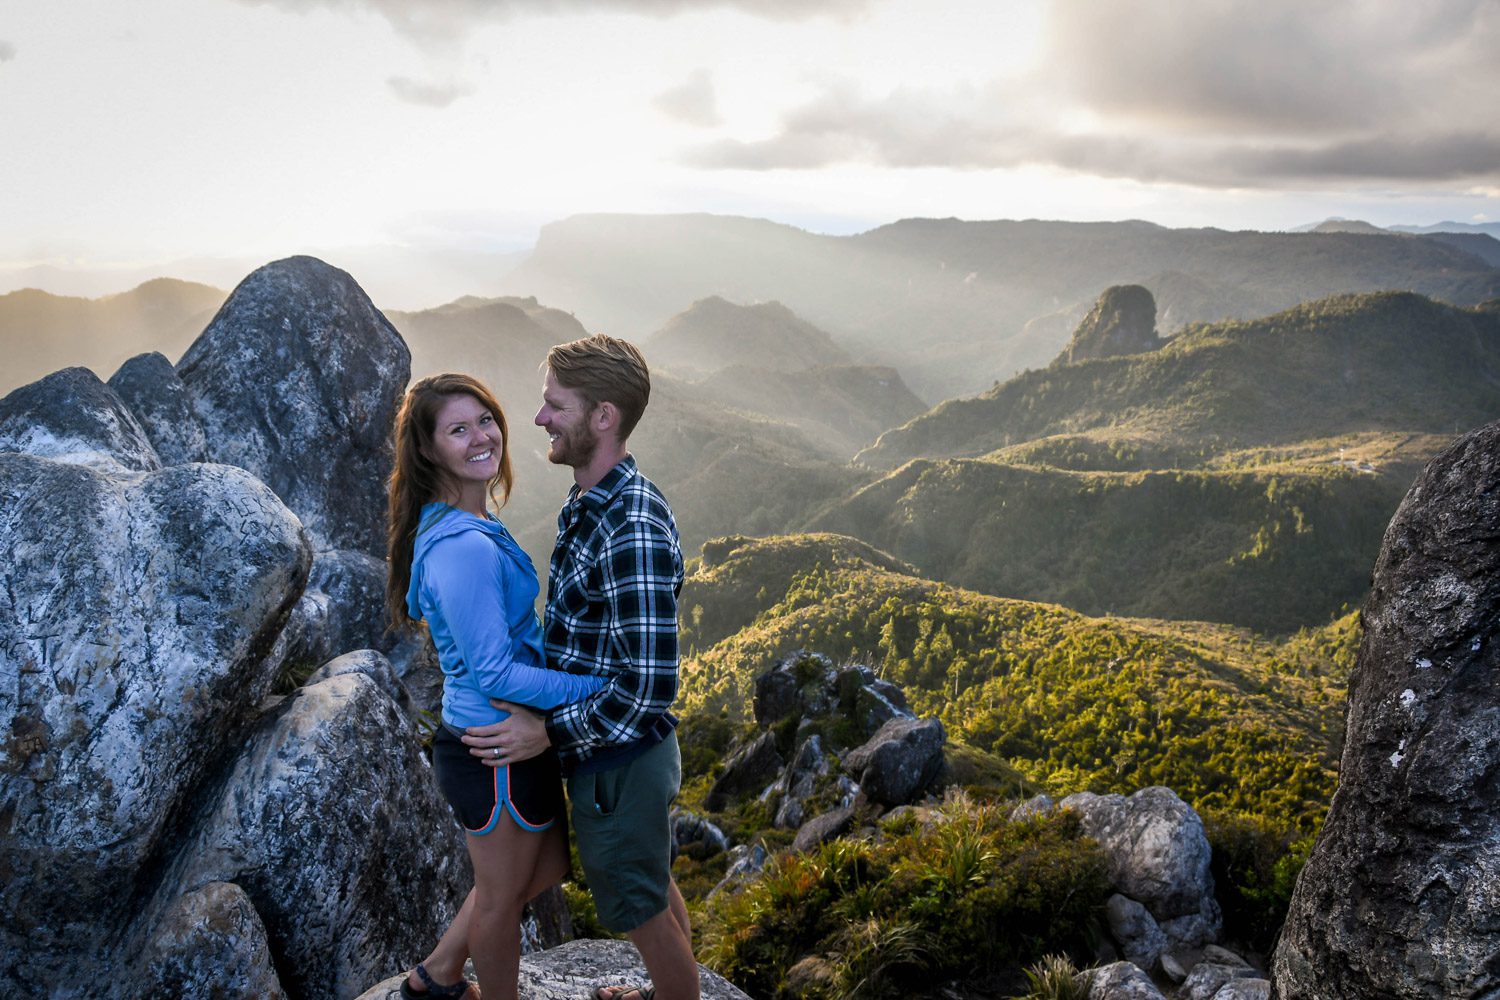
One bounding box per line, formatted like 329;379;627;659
545;333;651;441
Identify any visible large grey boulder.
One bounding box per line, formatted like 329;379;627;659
0;366;161;472
709;843;769;899
842;716;945;808
853;675;912;735
309;547;395;654
388;629;445;721
1179;962;1258;1000
176;255;410;555
355;938;753;1000
1105;893;1168;971
792;803;856;852
142;881;289;1000
753;662;800;725
0;453;309;992
264;589;337;686
705;730;784;811
1058;787;1218;926
774;734;830;829
1079;960;1167;999
305;648;410;710
1273;421;1500;999
107;351;208;465
671;808;730;859
173;671;470;1000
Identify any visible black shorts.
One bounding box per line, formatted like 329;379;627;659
431;724;565;835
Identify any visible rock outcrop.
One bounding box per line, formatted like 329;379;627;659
0;366;161;472
705;730;784;811
1273;420;1500;999
356;939;753;1000
1058;787;1219;927
108;350;209;465
0;453;309;992
705;653;945;861
0;259;492;1000
842;715;945;808
143;881;289;1000
1079;960;1166;999
1019;786;1221;974
1054;284;1159;366
176;255;410;556
307;547;396;655
671;808;731;859
172;672;469;1000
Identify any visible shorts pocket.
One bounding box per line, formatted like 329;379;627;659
593;766;625;817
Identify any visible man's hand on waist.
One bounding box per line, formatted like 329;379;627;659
462;700;551;767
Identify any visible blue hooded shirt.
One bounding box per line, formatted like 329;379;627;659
406;502;603;727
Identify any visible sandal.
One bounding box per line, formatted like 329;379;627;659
594;987;655;1000
401;963;478;1000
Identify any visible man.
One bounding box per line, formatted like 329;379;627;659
463;334;697;1000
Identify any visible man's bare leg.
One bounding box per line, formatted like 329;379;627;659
664;878;691;943
622;897;699;1000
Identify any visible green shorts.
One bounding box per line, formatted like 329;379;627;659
567;732;682;933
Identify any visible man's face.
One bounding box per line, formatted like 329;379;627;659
535;369;599;468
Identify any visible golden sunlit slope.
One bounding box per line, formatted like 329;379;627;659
0;280;226;394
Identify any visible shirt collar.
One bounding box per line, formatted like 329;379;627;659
566;455;638;514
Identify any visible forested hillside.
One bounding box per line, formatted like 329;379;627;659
678;533;1352;829
860;292;1500;469
808;460;1402;633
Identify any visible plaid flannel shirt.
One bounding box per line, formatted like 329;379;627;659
541;456;684;770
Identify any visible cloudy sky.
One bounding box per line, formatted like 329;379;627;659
2;0;1498;304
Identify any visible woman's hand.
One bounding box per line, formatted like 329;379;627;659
462;701;551;767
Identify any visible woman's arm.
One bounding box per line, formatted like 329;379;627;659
424;531;602;708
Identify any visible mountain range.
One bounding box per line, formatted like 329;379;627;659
6;221;1498;636
861;291;1500;469
499;213;1500;397
0;279;225;395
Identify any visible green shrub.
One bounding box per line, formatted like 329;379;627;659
698;791;1109;999
1013;954;1085;1000
1203;808;1319;953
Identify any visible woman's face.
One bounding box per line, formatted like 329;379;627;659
427;393;503;490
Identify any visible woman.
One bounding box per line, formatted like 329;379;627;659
385;373;603;1000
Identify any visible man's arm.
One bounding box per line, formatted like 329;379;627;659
543;513;682;752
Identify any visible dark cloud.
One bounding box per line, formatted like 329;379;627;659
386;75;477;107
685;0;1500;189
1236;133;1500;184
1042;0;1500;133
652;69;722;127
0;40;16;62
234;0;870;46
686;91;1500;189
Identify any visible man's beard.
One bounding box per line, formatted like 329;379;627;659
551;422;600;468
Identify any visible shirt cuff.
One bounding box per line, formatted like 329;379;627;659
544;707;581;752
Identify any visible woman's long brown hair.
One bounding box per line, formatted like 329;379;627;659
385;373;514;632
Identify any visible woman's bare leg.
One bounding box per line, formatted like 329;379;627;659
408;888;477;996
465;811;555;1000
520;821;570;903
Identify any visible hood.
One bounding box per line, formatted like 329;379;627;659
406;503;518;621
